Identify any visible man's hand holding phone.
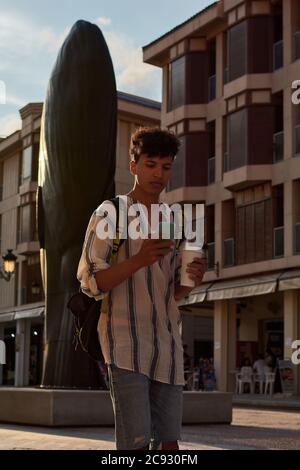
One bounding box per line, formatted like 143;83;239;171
134;238;175;268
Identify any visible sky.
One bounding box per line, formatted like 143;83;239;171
0;0;215;137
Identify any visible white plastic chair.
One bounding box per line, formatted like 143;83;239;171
253;373;264;394
236;366;254;394
264;372;276;395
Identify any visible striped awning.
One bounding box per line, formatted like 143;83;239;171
278;269;300;291
206;274;279;301
0;306;44;323
178;273;281;305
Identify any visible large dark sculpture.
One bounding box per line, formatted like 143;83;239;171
37;20;117;387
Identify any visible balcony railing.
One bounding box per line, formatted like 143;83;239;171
273;226;284;258
273;131;284;163
207;242;215;271
294;31;300;61
223;238;235;267
208;156;216;184
295;125;300;156
273;40;283;70
295;223;300;255
208;74;216;101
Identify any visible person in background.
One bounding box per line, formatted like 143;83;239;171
253;353;268;377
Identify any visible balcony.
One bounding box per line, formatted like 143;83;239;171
295;223;300;255
273;226;284;258
294;31;300;61
223;238;235;267
273;40;283;70
17;241;40;255
207;242;215;271
223;158;272;191
273;131;284;163
208;74;216;101
208;157;215;185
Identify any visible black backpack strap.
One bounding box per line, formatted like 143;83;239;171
109;196;126;257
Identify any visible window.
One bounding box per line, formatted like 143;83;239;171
273;182;284;258
273;131;284;163
295;31;300;61
207;121;215;184
295;125;300;155
228;21;247;82
228;109;247;170
167;137;185;191
168;57;185;111
208;38;216;101
18;203;37;244
236;199;273;264
295;223;300;254
22;146;32;182
273;40;283;70
223;238;235;267
21;257;44;305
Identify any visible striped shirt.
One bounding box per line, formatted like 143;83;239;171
77;195;184;385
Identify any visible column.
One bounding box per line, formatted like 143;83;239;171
283;289;300;396
214;299;237;392
14;318;31;387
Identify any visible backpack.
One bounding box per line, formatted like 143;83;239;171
67;196;184;363
67;196;126;362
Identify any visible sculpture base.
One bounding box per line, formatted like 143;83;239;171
0;388;232;426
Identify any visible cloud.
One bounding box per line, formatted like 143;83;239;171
0;9;161;119
0;113;21;138
95;17;111;26
0;11;69;79
103;30;161;101
6;93;27;108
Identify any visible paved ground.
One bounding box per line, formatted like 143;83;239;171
0;407;300;450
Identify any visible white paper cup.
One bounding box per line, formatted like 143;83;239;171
180;245;203;287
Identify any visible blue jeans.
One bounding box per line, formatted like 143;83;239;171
107;364;183;450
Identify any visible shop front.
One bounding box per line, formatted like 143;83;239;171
178;269;300;396
0;305;44;387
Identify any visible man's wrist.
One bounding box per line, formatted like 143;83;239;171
174;282;193;301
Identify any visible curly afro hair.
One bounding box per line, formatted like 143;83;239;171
129;127;180;162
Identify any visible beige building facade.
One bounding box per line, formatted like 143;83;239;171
144;0;300;395
0;92;160;386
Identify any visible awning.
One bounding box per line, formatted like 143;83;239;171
0;313;15;323
278;270;300;291
177;283;213;306
0;306;44;322
14;307;44;320
206;274;279;301
177;274;281;306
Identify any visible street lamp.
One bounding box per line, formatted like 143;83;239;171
0;249;17;281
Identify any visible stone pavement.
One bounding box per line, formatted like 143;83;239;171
0;408;300;450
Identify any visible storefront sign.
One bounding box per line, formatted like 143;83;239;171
278;359;294;394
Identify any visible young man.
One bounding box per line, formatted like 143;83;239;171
77;127;206;450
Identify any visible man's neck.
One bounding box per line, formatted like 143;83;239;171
126;187;160;208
